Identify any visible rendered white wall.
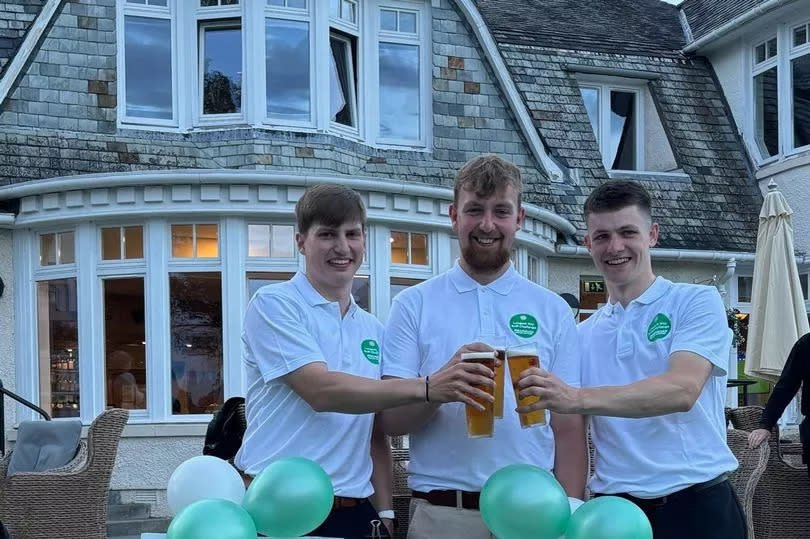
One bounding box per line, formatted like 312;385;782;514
0;230;14;438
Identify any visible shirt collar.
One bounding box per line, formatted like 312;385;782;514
604;276;670;314
448;260;518;296
291;272;358;315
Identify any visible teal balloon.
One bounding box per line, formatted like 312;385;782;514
166;499;257;539
242;457;334;537
480;464;570;539
565;496;652;539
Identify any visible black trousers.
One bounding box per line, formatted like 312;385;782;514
596;479;747;539
308;499;392;539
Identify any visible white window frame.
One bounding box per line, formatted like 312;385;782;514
328;26;362;138
195;3;245;126
746;19;810;165
389;229;432;271
117;0;178;128
245;221;299;266
576;74;646;171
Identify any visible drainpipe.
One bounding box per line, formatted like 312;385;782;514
715;258;738;306
555;244;756;263
0;213;13;228
682;0;797;53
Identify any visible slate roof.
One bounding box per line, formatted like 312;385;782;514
681;0;770;43
474;0;685;57
0;1;46;76
475;0;763;253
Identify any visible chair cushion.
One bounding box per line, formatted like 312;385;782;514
7;419;82;476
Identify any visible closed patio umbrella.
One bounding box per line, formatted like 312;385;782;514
744;180;809;382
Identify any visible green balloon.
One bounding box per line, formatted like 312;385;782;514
166;499;257;539
480;464;570;539
565;496;652;539
242;456;334;537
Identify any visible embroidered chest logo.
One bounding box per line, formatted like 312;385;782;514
509;314;538;338
647;313;672;342
361;339;380;365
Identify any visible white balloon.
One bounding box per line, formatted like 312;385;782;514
568;496;585;513
166;455;246;515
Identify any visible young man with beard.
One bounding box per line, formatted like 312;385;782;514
515;181;746;539
380;155;586;539
235;184;495;538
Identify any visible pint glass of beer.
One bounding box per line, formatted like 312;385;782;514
461;351;497;438
507;344;546;428
474;336;506;419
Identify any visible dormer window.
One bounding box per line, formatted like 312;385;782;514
117;1;430;148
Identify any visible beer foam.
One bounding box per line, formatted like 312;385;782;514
461;351;497;360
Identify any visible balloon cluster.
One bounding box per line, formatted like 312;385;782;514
480;464;652;539
165;455;334;539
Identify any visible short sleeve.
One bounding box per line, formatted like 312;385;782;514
669;286;732;376
242;291;325;382
550;310;582;388
381;292;422;379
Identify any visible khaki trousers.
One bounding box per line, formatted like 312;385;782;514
406;498;494;539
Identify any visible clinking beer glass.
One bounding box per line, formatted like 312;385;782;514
474;335;506;419
507;343;546;428
461;351;497;438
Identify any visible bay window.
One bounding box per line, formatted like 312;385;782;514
117;0;430;148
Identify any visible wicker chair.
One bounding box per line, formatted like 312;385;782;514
727;406;810;539
391;435;410;539
0;408;129;539
726;428;770;539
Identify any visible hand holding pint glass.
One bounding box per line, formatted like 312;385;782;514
507;344;546;427
461;351;497;437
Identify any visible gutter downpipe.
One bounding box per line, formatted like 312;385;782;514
555;244;756;263
682;0;795;53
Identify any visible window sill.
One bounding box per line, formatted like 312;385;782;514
607;170;691;182
6;422;209;442
755;149;810;179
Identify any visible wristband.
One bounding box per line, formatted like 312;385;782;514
425;376;430;402
378;510;396;519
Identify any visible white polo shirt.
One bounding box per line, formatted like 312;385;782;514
234;272;384;498
382;262;581;492
578;277;738;498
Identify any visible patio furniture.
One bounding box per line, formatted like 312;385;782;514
726;428;770;539
391;435;410;539
0;408;128;539
727;406;810;539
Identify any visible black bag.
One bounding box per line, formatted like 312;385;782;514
203;396;246;461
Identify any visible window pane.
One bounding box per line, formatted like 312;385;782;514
202;24;242;115
128;0;146;4
201;0;218;6
794;26;808;47
104;278;146;410
102;227;121;260
379;42;420;139
399;12;416;34
391;231;408;263
754;67;779;158
580;87;599;141
125;16;172;120
59;231;75;264
40;233;56;266
738;276;753;303
266;19;310;121
170;273;223;415
247;272;294;298
38;279;79;418
792;54;810;149
248;224;271;257
196;224;219;258
801;273;808;300
609;91;636;170
124;226;144;259
222;0;239;4
271;225;295;258
330;35;356;127
149;0;168;5
390;277;421;304
288;0;306;8
266;0;284;5
380;9;397;31
341;0;356;23
172;225;194;258
352;275;370;312
411;233;428;265
755;43;766;64
767;37;778;58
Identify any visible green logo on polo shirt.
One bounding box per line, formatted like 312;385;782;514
509;314;538;338
647;313;672;342
361;339;380;365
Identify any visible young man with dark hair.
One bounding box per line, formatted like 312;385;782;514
381;155;585;539
516;180;746;538
235;184;494;538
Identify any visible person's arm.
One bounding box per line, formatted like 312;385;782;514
550;412;586;498
517;352;713;417
758;335;808;430
369;415;394;536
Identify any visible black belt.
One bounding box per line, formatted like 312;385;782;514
412;489;480;510
596;473;728;508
